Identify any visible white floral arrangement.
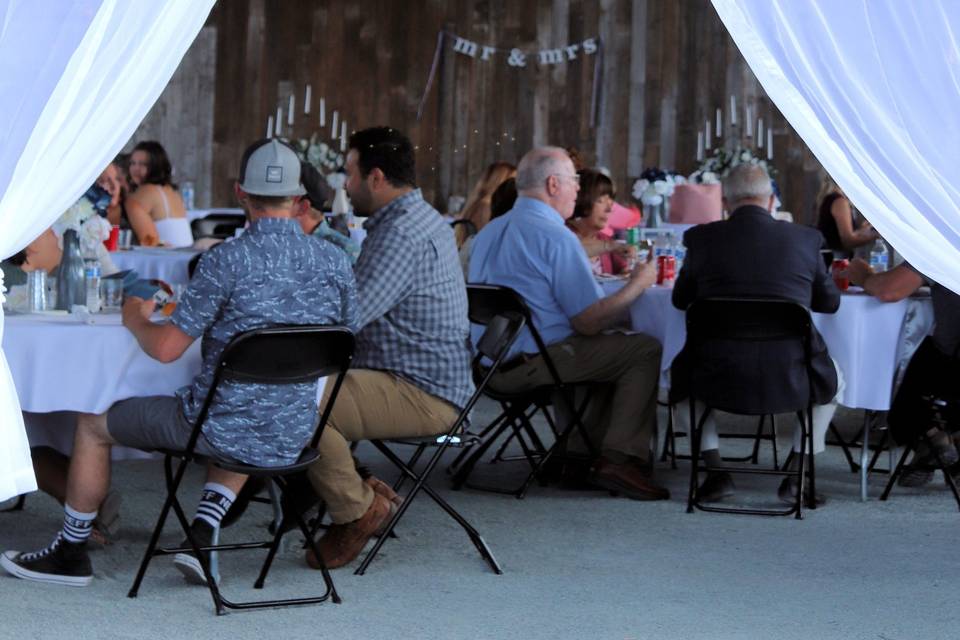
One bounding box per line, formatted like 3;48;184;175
689;146;776;184
52;198;111;256
632;169;686;206
325;172;346;190
293;134;345;173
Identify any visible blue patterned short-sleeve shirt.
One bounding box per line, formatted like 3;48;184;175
172;217;357;466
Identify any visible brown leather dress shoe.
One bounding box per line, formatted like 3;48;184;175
590;457;670;501
306;492;391;570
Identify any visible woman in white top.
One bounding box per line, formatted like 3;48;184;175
125;141;194;247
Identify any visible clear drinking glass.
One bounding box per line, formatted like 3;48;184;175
101;279;124;311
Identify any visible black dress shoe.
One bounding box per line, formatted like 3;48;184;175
778;477;826;506
697;472;735;502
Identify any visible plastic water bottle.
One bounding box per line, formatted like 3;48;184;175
181;181;195;211
84;257;102;313
673;235;686;274
869;238;889;273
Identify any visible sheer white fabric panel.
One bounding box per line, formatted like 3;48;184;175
712;0;960;294
0;0;214;501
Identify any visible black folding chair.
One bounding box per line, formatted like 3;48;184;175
447;284;597;498
355;308;528;575
127;325;354;615
191;213;245;240
881;395;960;509
683;298;820;519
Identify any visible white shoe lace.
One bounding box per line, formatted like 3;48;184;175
18;533;62;563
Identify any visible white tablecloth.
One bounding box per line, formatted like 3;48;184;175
599;280;934;410
110;246;200;284
2;311;201;457
186;208;244;222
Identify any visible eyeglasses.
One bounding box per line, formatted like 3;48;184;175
551;173;580;185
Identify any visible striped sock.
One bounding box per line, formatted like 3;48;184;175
193;483;236;530
62;503;97;544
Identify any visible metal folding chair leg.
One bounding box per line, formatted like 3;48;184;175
359;440;502;576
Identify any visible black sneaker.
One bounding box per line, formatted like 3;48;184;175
173;521;220;586
697;472;735;502
0;534;92;587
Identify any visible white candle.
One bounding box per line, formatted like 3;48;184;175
288;94;295;126
340;121;347;151
696;131;704;161
730;95;737;124
716;108;722;138
757;118;764;147
275;107;282;136
705;120;712;149
319;98;326;127
331;110;339;139
745;106;753;137
304;85;312;114
767;128;773;160
266;116;274;139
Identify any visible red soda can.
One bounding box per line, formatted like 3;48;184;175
657;255;676;285
831;258;849;291
104;225;120;251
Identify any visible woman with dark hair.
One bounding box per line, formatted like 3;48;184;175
815;176;878;257
125;141;193;247
566;169;635;275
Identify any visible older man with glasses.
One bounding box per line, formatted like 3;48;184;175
468;146;669;501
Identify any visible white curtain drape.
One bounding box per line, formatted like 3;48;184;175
712;0;960;295
0;0;214;501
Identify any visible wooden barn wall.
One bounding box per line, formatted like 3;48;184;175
130;0;827;225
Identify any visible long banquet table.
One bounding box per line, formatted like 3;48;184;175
2;311;201;457
109;246;200;284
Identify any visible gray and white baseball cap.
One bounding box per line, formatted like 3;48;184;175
238;138;307;197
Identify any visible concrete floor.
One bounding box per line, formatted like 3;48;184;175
0;401;957;640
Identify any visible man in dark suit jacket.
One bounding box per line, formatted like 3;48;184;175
671;163;842;503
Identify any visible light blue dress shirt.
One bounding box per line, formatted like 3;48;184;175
468;196;603;358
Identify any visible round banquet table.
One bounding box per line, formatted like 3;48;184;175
598;279;934;411
109;246;201;284
2;310;201;458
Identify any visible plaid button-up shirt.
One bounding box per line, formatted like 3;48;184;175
353;189;474;410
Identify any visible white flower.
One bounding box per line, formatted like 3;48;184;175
701;171;719;184
653;180;669;195
640;193;663;206
673;175;687;185
326;172;347;190
53;199;96;237
740;150;751;161
631;179;650;200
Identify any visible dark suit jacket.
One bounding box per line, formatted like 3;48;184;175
671;205;841;412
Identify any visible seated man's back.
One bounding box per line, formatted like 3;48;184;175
176;217;355;466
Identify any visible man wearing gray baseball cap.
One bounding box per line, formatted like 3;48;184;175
1;138;357;588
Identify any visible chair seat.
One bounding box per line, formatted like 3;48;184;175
157;447;321;477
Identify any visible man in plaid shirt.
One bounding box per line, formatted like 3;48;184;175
305;126;474;570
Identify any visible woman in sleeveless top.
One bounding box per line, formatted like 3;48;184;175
815;177;878;257
454;161;516;248
125;141;194;247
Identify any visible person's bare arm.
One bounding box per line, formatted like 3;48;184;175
844;259;924;302
832;198;877;250
125;192;160;246
122;297;195;363
571;253;656;335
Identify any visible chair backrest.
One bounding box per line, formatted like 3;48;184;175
191;214;245;240
684;297;815;415
465;283;569;391
189;325;355;457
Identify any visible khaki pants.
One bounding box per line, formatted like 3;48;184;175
489;333;662;463
307;369;458;523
